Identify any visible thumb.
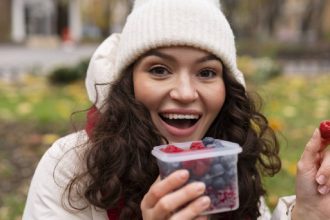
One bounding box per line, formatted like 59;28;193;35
300;129;324;169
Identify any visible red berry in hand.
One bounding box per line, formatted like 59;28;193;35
161;145;184;153
319;120;330;140
190;141;206;150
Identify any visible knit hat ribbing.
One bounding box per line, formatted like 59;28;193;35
86;0;245;109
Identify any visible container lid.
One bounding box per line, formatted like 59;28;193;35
151;140;242;162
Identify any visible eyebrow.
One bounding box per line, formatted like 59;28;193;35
140;50;175;62
196;54;221;63
140;49;221;64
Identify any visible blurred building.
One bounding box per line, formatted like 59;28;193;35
274;0;330;43
222;0;330;44
2;0;328;46
0;0;81;46
0;0;131;46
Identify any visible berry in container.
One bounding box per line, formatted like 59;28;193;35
151;137;242;215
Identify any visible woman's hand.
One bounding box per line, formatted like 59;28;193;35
141;169;211;220
292;128;330;220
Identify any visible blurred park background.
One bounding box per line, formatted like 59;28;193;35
0;0;330;219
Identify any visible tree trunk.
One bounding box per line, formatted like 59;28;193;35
0;0;11;42
301;0;325;42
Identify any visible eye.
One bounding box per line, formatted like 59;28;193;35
197;69;217;78
149;66;171;77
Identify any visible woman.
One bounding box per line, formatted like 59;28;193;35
23;0;330;219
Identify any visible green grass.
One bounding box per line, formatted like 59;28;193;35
0;76;90;220
0;73;329;219
0;76;89;124
0;194;25;220
257;74;330;208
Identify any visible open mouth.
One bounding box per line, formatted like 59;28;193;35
159;113;200;129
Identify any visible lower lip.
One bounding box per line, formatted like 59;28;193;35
160;117;200;138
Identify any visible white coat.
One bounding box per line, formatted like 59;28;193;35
22;131;296;220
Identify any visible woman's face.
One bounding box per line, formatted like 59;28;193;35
133;46;226;143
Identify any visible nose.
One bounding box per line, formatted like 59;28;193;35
169;76;198;103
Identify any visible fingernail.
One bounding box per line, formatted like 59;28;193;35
316;175;326;185
318;185;329;195
195;182;206;192
178;170;189;179
199;196;210;207
310;128;319;139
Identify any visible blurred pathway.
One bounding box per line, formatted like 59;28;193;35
0;44;98;82
0;44;329;83
281;59;330;76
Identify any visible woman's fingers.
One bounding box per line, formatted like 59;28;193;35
141;170;210;219
304;127;330;195
299;129;325;172
141;170;189;210
316;149;330;194
293;128;330;219
153;182;207;215
194;215;209;220
169;196;211;220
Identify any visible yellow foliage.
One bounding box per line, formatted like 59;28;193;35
42;134;60;145
16;102;33;115
267;194;279;208
66;82;88;103
268;118;284;132
56;100;73;118
282;105;297;118
282;159;297;176
237;56;256;77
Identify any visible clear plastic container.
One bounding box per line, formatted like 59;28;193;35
151;139;242;215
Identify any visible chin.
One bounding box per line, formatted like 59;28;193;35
167;134;203;144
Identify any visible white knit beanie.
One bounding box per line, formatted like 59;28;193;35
86;0;245;109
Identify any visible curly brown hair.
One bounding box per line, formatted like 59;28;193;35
65;64;281;220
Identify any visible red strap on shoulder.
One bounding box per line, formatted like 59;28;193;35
106;197;124;219
107;209;120;220
85;105;99;137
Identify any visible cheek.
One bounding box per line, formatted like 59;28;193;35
134;80;162;111
204;85;226;114
133;72;148;105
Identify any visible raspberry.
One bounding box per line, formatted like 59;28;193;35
320;120;330;140
200;158;212;166
190;141;206;150
182;160;196;169
161;145;184;153
192;160;210;177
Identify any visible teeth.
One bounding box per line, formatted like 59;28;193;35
161;113;200;120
